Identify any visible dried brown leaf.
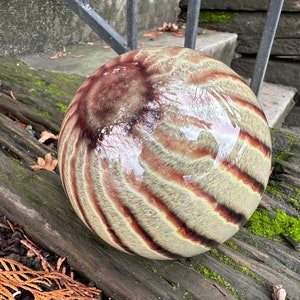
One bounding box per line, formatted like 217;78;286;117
31;153;58;172
50;53;61;60
171;31;184;37
38;131;59;144
157;22;179;32
10;90;17;100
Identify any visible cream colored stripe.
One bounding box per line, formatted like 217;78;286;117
101;159;213;258
139;157;240;245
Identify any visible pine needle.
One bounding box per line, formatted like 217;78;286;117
0;258;101;300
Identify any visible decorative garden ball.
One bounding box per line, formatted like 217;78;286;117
58;46;272;260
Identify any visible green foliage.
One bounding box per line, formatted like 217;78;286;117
246;208;300;243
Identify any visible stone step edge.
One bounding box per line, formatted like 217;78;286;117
255;80;297;128
19;30;238;76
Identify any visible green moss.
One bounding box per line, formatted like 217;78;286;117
56;101;68;113
11;158;22;165
200;11;239;24
266;181;300;212
32;79;63;96
46;85;63;96
224;240;238;250
196;264;242;299
294;187;300;195
276;150;292;161
209;249;265;285
246;208;300;243
32;79;44;87
271;130;297;162
28;87;37;93
287;195;300;211
37;109;50;117
266;185;282;198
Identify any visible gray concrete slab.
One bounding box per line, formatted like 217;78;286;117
243;79;297;129
19;30;237;76
259;82;297;129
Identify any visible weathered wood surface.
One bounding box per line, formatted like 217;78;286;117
0;57;300;300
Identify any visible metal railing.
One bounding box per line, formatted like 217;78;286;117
60;0;137;54
61;0;284;96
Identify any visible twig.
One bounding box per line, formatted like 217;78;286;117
20;239;55;272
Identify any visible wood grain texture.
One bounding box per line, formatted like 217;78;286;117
0;57;299;299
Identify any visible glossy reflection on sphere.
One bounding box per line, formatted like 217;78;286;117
58;46;272;260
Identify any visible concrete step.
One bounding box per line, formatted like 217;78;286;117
19;30;238;76
18;30;297;129
243;78;297;128
256;81;297;129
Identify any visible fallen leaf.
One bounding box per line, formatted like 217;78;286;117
143;31;162;38
17;120;28;129
10;90;17;100
171;31;184;37
50;53;61;60
87;41;94;46
50;47;67;59
31;153;58;173
103;45;111;49
157;22;179;32
38;131;59;144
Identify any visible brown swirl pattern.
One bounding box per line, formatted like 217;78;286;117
58;46;272;260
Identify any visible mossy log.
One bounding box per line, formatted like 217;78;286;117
0;57;299;300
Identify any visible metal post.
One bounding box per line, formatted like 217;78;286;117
184;0;201;49
127;0;138;50
250;0;284;96
61;0;129;54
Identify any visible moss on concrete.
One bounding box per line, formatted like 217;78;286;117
199;11;239;24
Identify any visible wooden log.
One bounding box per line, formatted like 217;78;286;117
0;57;300;299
